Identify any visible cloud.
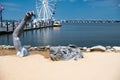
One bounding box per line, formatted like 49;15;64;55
2;2;19;7
57;0;65;1
69;0;76;2
57;0;77;2
7;7;21;11
1;2;21;11
118;4;120;7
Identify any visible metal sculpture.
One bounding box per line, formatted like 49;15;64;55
0;4;4;27
13;12;34;57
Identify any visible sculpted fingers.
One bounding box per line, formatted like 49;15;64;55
25;11;34;21
26;12;34;17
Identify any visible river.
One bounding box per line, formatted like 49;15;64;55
0;23;120;47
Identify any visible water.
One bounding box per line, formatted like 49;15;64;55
0;23;120;47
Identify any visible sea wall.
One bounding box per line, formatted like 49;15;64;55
0;45;120;53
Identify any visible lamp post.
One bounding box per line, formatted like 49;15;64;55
0;4;4;27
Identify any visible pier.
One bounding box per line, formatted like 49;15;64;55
0;20;120;34
0;0;58;34
0;20;50;34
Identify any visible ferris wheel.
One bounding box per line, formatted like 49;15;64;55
36;0;57;22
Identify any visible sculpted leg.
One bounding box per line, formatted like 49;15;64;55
50;45;83;61
13;12;34;57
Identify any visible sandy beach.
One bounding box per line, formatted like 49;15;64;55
0;50;120;80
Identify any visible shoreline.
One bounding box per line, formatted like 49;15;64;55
1;45;120;54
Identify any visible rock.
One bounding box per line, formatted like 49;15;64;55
81;47;87;52
68;44;77;48
24;45;31;49
28;47;37;51
110;48;115;52
112;46;120;52
106;46;111;49
2;45;15;50
33;47;38;50
105;46;112;52
37;46;46;51
1;45;6;49
50;45;83;61
28;46;46;51
106;49;112;52
0;46;3;50
86;48;91;52
1;45;6;47
78;47;82;50
0;45;15;50
3;45;10;49
8;46;15;50
90;45;106;52
45;45;50;49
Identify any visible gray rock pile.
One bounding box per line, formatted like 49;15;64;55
0;45;15;50
81;45;106;52
112;46;120;52
90;45;106;52
81;45;120;52
50;44;83;61
28;46;49;51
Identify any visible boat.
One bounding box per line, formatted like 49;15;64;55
53;21;61;27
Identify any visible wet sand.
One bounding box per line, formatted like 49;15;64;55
0;50;120;80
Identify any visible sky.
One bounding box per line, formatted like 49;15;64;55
0;0;120;20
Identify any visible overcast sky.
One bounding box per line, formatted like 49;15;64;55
1;0;120;20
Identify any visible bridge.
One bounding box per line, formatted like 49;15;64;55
61;20;120;24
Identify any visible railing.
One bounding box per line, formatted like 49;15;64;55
0;20;49;34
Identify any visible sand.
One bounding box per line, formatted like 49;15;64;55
0;50;120;80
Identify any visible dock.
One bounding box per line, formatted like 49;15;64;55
0;20;53;35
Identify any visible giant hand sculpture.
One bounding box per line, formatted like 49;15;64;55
13;12;34;57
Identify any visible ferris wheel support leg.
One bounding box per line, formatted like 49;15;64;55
13;12;34;57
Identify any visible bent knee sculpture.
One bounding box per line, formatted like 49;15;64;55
50;45;83;61
13;12;34;57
